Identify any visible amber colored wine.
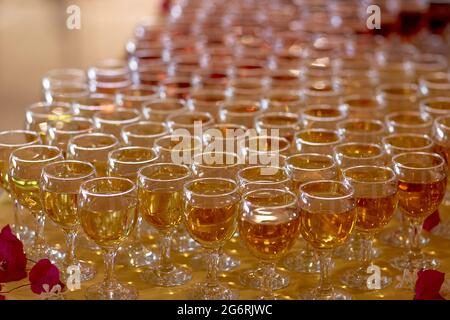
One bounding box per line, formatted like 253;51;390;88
9;176;41;215
397;179;447;219
139;189;183;231
185;203;238;249
300;207;356;250
434;143;450;164
92;161;108;177
239;209;300;261
79;206;137;248
42;191;79;229
355;194;398;232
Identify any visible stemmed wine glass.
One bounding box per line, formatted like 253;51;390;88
138;163;192;286
240;188;300;299
298;180;357;300
390;152;447;271
9;145;64;261
41;160;97;281
79;177;139;300
184;178;240;299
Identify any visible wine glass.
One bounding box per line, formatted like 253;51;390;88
166;111;215;136
295;129;342;155
142;98;188;122
47;117;94;157
420;97;450;119
41;160;97;281
0;130;41;240
25;102;75;143
72;93;116;118
154;134;203;165
298;180;357;300
334;142;387;170
115;85;161;109
341;95;385;121
44;82;90;104
419;72;450;98
41;68;86;91
107;146;159;267
390;152;447;271
93;108;141;138
282;153;338;273
376;83;420;114
189;88;228;120
246;135;291;167
9;145;64;261
337;119;386;144
302;80;342;106
301;105;347;130
79;177;138;300
240;188;300;299
255;112;300;144
219;100;263;129
385;111;432;135
340;166;398;290
265;89;303;114
184;178;240;299
138;163;192;286
67;133;119;177
121;121;169;147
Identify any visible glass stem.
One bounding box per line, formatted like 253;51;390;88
159;230;174;271
63;230;78;269
407;218;424;267
33;211;46;251
205;247;220;287
12;198;22;239
359;232;374;270
103;249;117;289
317;249;333;294
260;262;276;299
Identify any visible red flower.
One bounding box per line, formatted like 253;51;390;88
423;210;441;232
29;259;64;295
0;225;27;283
414;269;446;300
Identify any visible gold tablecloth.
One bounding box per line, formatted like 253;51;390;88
1;193;449;300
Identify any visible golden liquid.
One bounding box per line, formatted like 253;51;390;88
300;207;356;250
338;144;382;158
42;191;79;229
80;206;137;248
389;114;427;126
93;161;108;177
355;194;398;232
239;211;300;261
240;166;288;184
185;203;238;248
9;177;41;215
297;130;340;144
385;135;432;151
225;103;260;113
398;179;447;219
304;108;342;118
382;87;418;96
346;98;378;109
259;114;298;126
434;143;450;164
342;121;383;133
139;189;183;231
424;100;450;111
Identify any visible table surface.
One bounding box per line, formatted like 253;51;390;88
1;192;450;300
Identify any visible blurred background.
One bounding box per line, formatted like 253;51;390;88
0;0;160;129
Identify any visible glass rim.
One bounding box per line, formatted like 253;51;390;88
334;142;385;160
49;117;94;134
286;153;336;172
116;85;160;99
255;112;300;129
392;152;446;171
0;130;40;147
376;82;419;98
337;118;385;135
220;99;263;117
142;98;187;115
138;162;191;182
166;111;215;128
72;93;116;110
108;146;158;165
342;165;397;185
121;121;169;138
341;95;381;109
382;133;434;151
302;104;347;121
242;188;298;209
295;128;342;145
237;165;290;184
419;72;450;89
299;179;354;201
192;151;242;168
246;135;291;154
93;108;141;124
154;134;203;152
26;101;73;116
434;114;450;130
420;97;450;115
10;144;62;163
41;160;96;181
385;111;432;129
184;177;239;198
80;176;136;197
68;132;119;151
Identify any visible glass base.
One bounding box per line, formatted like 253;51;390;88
239;267;289;290
27;244;65;264
431;220;450;240
141;264;192;286
378;227;429;248
172;228;199;253
298;287;352;300
117;242;158;268
85;281;138;300
61;261;96;282
390;254;439;271
334;243;380;261
340;267;391;290
282;250;321;273
187;282;238;300
190;251;240;271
